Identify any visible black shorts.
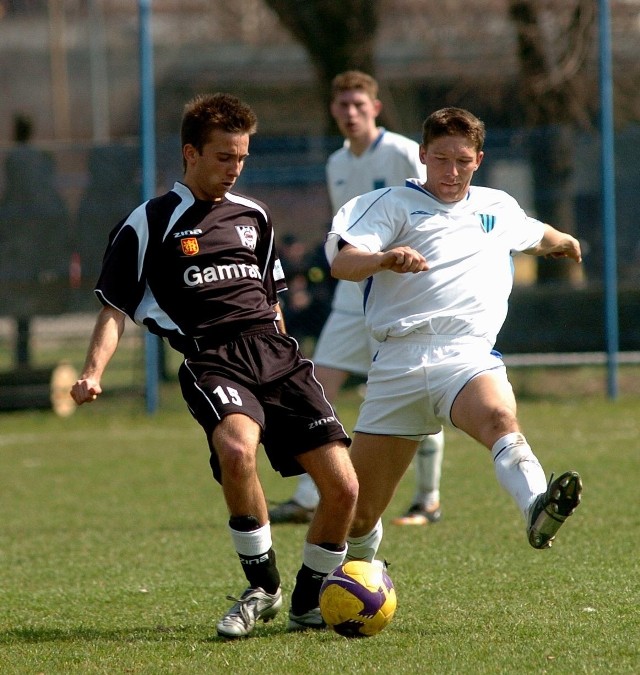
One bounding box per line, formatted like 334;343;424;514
178;326;351;482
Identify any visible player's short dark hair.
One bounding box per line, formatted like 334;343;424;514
421;107;486;152
180;93;258;155
330;71;379;101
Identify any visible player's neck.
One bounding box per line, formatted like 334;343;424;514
348;127;382;157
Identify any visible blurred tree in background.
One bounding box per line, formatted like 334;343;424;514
508;0;596;284
263;0;381;134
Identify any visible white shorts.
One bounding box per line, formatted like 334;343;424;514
313;310;379;376
355;333;507;438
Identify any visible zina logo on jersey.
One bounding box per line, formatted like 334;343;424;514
479;214;496;233
235;225;258;250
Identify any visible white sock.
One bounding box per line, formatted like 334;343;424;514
346;519;383;562
292;473;320;510
303;541;346;574
413;429;444;508
228;522;272;556
491;433;548;520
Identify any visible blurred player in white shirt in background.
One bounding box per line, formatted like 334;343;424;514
270;71;445;527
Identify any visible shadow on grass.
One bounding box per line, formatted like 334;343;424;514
0;623;282;645
0;625;189;644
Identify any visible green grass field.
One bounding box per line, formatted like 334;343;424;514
0;381;639;674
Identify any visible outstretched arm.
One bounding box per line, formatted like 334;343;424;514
331;242;429;282
70;305;126;405
524;224;582;263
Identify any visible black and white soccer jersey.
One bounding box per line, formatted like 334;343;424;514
95;181;286;352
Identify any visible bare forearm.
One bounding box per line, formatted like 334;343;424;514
525;224;582;263
331;243;429;281
81;307;124;378
71;306;125;405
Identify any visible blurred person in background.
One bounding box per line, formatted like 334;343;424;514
269;71;446;528
0;112;71;287
0;112;71;366
277;234;334;349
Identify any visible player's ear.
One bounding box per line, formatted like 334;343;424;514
183;144;198;165
473;150;484;171
373;99;383;117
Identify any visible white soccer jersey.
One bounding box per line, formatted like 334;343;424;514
325;129;425;313
326;179;545;346
326;128;425;213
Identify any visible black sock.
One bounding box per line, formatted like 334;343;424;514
290;564;326;616
229;515;280;595
238;548;281;595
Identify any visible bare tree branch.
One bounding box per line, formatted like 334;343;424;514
508;0;595;128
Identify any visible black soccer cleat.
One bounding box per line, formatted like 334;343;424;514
527;471;582;549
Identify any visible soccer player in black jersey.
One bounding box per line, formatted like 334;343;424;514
70;93;358;638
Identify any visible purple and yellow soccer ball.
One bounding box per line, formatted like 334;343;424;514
319;560;397;637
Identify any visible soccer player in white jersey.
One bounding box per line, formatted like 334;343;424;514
327;106;582;560
269;71;445;527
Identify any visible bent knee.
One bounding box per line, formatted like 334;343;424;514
216;442;257;481
317;472;358;514
344;474;359;507
332;473;359;511
489;405;519;433
351;510;379;538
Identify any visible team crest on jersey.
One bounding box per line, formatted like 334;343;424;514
235;225;258;250
479;214;496;233
181;237;199;256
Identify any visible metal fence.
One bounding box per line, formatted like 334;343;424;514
1;127;639;398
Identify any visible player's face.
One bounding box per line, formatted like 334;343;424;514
420;135;483;203
330;90;381;142
183;129;250;201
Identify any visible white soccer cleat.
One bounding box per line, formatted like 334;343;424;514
216;586;282;638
